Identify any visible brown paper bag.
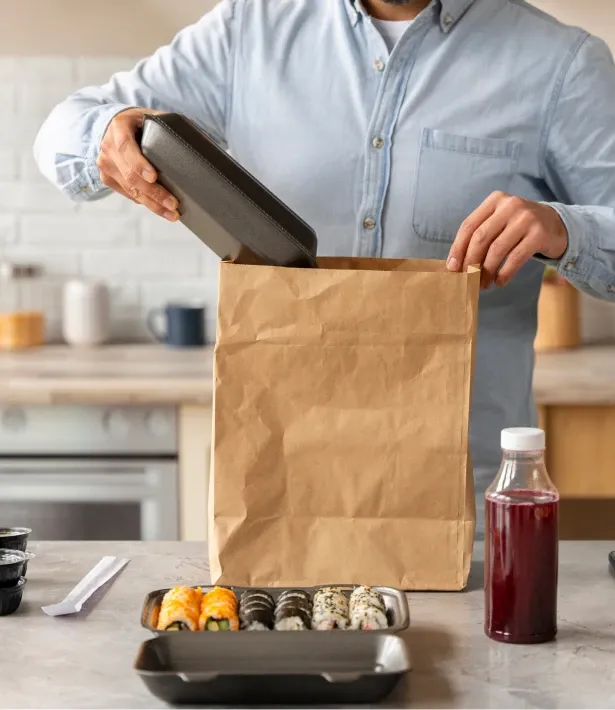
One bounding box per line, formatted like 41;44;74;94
208;257;480;590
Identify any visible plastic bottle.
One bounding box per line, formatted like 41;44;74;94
484;427;559;644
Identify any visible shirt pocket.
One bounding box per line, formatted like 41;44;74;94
412;128;521;243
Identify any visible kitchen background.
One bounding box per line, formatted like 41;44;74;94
0;0;614;544
0;0;615;344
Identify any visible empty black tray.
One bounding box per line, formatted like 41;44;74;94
140;113;318;268
134;630;411;705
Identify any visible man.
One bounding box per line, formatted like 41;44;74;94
34;0;615;536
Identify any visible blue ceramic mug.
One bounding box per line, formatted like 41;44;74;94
147;304;206;348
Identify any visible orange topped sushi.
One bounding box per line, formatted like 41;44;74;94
157;585;203;631
199;586;239;631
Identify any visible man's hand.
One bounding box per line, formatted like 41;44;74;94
96;108;180;221
446;191;569;288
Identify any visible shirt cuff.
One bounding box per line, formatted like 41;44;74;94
535;202;592;282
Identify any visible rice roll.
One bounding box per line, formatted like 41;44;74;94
312;587;350;630
199;586;239;631
239;590;274;631
157;586;202;631
349;586;389;630
274;589;312;631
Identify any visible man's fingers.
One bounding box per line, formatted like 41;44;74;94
98;150;179;220
111;117;180;209
111;125;178;210
481;223;526;289
494;238;538;286
112;117;158;183
447;192;503;271
96;108;181;220
133;191;181;222
99;161;137;201
462;209;509;274
112;145;178;212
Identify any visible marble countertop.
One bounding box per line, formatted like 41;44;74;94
0;343;614;406
1;541;614;709
0;345;213;405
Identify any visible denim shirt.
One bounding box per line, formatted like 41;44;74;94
34;0;615;507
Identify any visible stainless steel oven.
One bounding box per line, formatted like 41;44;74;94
0;405;179;541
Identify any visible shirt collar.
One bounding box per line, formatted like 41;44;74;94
344;0;477;32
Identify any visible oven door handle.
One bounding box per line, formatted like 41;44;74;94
0;462;175;503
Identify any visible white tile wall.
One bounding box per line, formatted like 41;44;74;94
0;56;220;343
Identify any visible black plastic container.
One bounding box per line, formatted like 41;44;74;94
135;630;410;705
0;577;26;616
0;549;33;588
140;113;318;268
0;529;32;574
0;528;31;553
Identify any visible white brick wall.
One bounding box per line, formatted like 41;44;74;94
0;56;219;343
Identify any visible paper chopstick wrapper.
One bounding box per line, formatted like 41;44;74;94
42;556;129;617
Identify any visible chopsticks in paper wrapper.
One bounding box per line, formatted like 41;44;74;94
42;556;129;617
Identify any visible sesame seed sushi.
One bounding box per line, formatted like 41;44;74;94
312;587;350;630
199;586;239;631
239;590;275;631
349;586;389;630
157;586;202;631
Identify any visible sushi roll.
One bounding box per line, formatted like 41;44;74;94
274;589;312;631
199;586;239;631
157;586;202;631
349;586;389;630
239;590;275;631
312;587;350;630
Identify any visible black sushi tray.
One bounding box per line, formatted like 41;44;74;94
140;584;410;635
134;629;411;705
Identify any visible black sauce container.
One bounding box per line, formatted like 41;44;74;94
0;549;34;588
0;528;31;553
0;577;26;616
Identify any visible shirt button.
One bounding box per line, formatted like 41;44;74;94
363;217;376;230
608;285;615;294
564;259;577;271
374;59;385;72
443;13;453;27
372;137;384;150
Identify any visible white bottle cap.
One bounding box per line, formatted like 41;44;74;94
501;427;545;452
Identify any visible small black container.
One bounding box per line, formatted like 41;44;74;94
0;577;26;616
0;549;33;588
0;528;31;553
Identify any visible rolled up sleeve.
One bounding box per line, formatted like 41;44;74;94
33;0;238;202
539;35;615;301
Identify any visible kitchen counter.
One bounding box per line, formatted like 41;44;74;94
534;344;615;405
0;343;614;406
1;541;614;709
0;345;214;405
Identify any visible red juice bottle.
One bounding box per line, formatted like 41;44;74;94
485;428;559;644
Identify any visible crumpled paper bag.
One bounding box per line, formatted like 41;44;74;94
208;257;480;590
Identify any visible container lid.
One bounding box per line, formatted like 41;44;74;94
501;427;545;452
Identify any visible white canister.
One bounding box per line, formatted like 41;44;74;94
62;280;110;346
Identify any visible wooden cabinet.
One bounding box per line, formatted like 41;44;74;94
540;404;615;539
178;405;212;541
